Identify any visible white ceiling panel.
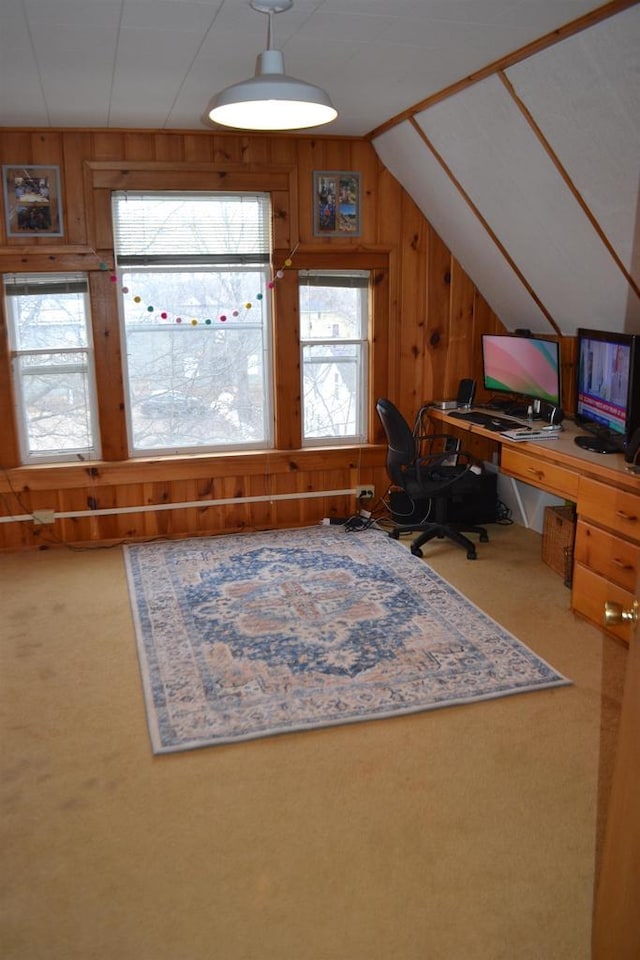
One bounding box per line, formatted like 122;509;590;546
110;29;208;127
373;121;553;335
22;1;121;127
26;34;118;127
506;4;640;278
0;10;48;125
415;75;640;335
120;1;220;33
22;0;122;29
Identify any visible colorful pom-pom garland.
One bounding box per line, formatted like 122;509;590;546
101;246;297;326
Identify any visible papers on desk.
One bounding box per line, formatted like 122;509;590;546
501;427;563;442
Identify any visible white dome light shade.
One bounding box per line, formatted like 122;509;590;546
209;52;337;130
207;1;337;132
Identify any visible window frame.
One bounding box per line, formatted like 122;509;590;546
298;268;370;447
3;272;102;465
112;190;275;458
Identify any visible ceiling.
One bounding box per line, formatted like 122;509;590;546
1;0;638;339
0;0;612;136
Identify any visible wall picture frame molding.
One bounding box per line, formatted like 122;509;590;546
313;171;361;237
2;164;64;238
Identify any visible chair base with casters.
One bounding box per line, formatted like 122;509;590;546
388;495;489;560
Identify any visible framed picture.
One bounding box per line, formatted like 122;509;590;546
2;164;64;238
313;171;361;237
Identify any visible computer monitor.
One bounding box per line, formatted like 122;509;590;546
481;334;561;412
574;327;640;454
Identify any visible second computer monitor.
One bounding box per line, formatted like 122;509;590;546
481;334;561;408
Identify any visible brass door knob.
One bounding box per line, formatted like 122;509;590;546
604;599;639;626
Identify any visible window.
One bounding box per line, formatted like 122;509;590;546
3;273;100;463
298;270;369;444
112;192;273;455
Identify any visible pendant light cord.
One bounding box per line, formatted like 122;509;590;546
266;10;273;50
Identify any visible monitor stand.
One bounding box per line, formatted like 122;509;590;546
574;434;622;455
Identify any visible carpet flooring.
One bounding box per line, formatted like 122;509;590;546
1;522;624;960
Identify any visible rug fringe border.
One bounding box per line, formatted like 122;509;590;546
148;678;572;754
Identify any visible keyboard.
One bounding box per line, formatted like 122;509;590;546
448;410;523;432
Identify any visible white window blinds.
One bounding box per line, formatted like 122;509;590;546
112;192;272;265
4;273;88;299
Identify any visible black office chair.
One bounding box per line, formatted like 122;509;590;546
376;397;489;560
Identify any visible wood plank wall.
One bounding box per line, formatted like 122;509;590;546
0;127;559;549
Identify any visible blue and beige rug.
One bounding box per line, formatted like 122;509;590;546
124;525;570;753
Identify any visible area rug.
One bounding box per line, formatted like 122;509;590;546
123;525;571;753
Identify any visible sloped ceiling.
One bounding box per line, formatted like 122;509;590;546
373;2;640;337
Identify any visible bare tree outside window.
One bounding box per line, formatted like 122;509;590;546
122;269;268;451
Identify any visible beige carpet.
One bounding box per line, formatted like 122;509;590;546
0;523;626;960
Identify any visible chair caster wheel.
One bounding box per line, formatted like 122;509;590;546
467;549;477;559
410;545;424;558
479;533;489;543
389;529;400;540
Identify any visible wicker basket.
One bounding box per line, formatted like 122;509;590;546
542;504;576;585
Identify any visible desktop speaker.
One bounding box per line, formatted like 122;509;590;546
456;378;476;407
540;402;564;425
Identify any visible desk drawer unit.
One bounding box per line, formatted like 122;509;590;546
578;477;640;539
574;521;639;593
501;447;580;500
573;477;640;641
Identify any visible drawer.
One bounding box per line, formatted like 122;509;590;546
501;447;579;499
574;519;640;593
579;477;640;543
571;563;634;644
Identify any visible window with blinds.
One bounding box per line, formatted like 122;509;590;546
298;270;370;444
112;192;273;456
3;273;100;463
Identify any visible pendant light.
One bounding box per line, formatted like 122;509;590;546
207;0;337;131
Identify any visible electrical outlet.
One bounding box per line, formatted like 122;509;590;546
355;485;375;500
32;509;55;525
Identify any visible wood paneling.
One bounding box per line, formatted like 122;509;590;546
0;126;532;548
89;270;127;461
447;258;476;394
397;192;429;416
426;230;454;403
272;268;301;450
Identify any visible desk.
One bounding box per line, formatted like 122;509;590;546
429;407;640;643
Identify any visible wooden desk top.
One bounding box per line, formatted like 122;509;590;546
429;406;640;494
